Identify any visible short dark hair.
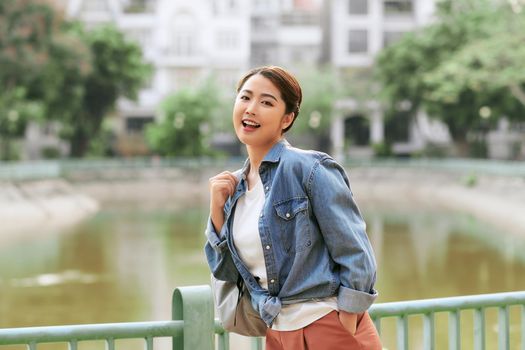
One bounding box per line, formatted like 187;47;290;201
236;66;302;133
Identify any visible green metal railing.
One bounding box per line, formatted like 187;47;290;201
370;291;525;350
0;286;524;350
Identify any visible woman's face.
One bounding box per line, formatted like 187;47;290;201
233;74;293;149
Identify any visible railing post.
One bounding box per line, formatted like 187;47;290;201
522;305;525;350
397;315;409;350
498;306;509;350
172;285;215;350
423;312;435;350
474;308;485;350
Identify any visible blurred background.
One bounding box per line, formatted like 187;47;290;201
1;0;525;349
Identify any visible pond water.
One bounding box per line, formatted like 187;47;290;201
1;200;524;349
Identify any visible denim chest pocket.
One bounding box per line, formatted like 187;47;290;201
273;196;311;253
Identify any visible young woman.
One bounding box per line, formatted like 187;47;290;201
205;66;382;350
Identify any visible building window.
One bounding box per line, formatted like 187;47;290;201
251;44;272;66
254;0;269;11
173;32;196;56
348;30;368;53
213;0;238;15
125;29;151;48
383;31;405;47
122;0;156;13
216;31;239;50
384;0;413;15
349;0;368;15
81;0;109;12
126;117;154;133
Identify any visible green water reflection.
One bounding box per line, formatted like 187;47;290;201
0;203;524;348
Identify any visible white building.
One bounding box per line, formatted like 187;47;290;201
328;0;451;160
251;0;323;67
24;0;462;159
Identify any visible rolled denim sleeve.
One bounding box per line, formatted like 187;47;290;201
309;157;378;313
204;217;238;283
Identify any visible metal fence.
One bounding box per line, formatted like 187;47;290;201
0;286;524;350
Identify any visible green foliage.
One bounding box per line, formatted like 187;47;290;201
85;117;116;158
0;0;56;159
0;88;44;160
0;1;152;159
461;173;478;187
372;142;392;157
375;0;525;145
58;24;153;157
41;146;61;159
0;0;56;88
293;66;341;134
145;80;221;157
423;4;525;119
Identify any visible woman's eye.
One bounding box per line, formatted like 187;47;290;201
239;95;249;101
262;101;273;106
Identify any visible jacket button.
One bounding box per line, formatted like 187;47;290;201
265;186;269;191
285;213;291;218
270;279;275;283
265;245;271;250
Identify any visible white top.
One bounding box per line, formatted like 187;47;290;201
232;175;338;331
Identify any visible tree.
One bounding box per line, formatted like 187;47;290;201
1;1;151;159
374;0;523;152
145;80;221;157
423;4;525;118
55;24;152;157
0;0;57;159
287;66;345;152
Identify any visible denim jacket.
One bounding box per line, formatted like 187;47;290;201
205;139;378;327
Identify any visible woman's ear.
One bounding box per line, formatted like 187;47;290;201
281;112;294;131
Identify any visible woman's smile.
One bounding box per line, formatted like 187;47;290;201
242;118;261;132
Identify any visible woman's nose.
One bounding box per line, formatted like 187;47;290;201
245;100;257;115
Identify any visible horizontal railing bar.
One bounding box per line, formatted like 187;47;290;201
370;291;525;318
0;320;183;345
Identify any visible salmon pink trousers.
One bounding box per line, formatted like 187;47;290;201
265;311;382;350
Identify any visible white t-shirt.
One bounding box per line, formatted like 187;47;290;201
232;175;338;331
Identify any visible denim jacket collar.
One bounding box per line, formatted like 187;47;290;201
240;138;289;177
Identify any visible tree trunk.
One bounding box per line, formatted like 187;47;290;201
452;133;470;157
70;128;88;158
1;137;12;161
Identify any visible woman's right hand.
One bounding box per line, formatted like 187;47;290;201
208;171;239;233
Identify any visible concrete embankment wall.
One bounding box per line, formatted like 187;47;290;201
0;179;99;239
1;165;524;240
76;165;525;237
349;167;525;237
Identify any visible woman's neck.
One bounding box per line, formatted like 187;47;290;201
245;138;282;178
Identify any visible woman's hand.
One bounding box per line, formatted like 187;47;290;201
338;310;358;336
209;171;238;233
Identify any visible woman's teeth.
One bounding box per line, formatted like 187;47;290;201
243;121;260;128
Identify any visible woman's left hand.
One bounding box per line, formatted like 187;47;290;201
338;310;358;335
